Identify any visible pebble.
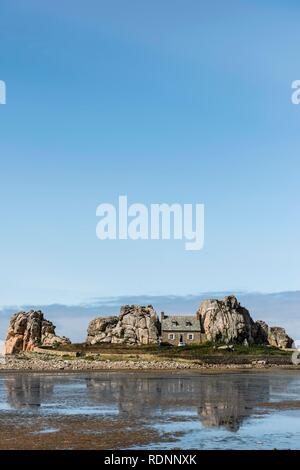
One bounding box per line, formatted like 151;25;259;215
0;353;295;372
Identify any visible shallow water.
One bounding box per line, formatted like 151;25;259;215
0;370;300;449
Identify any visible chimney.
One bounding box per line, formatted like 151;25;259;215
161;311;165;321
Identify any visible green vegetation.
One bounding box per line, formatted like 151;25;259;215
158;342;290;359
34;341;294;366
61;354;76;360
49;341;291;359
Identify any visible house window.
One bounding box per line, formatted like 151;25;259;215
187;333;194;340
168;333;176;340
172;320;177;327
186;321;192;326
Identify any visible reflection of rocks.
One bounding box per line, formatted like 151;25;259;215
4;372;298;434
86;375;163;416
86;373;271;430
5;375;54;409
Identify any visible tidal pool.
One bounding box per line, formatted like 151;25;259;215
0;370;300;449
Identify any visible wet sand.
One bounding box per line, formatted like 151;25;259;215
1;370;300;449
0;413;169;450
258;400;300;410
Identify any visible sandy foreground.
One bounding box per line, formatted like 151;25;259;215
0;358;300;450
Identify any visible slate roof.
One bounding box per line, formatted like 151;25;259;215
161;315;201;332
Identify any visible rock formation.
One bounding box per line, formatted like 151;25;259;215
252;320;269;344
86;305;160;345
86;297;293;348
197;296;255;344
86;316;119;344
6;298;291;353
196;295;293;347
267;326;293;349
5;310;71;354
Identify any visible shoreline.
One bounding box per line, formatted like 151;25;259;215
0;353;300;374
0;367;300;375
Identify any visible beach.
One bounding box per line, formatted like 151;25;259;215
1;369;300;449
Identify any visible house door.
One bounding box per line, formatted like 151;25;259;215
180;334;183;343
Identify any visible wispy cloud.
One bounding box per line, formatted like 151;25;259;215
0;291;299;343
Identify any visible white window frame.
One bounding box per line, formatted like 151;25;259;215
168;333;176;340
187;333;194;340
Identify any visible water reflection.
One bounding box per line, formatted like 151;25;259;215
2;372;299;432
196;376;265;431
86;374;272;431
4;375;54;409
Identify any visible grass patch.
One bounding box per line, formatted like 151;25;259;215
51;341;291;361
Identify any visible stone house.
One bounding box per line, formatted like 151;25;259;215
160;312;206;345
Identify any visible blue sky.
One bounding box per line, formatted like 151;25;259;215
0;0;299;306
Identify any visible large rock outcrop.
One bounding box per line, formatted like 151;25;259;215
87;297;293;348
252;320;269;344
197;296;255;344
251;318;293;348
5;310;71;354
267;327;294;349
86;316;119;344
86;305;160;345
196;295;294;348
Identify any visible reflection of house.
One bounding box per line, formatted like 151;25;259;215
86;372;274;432
160;312;206;345
5;372;285;433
